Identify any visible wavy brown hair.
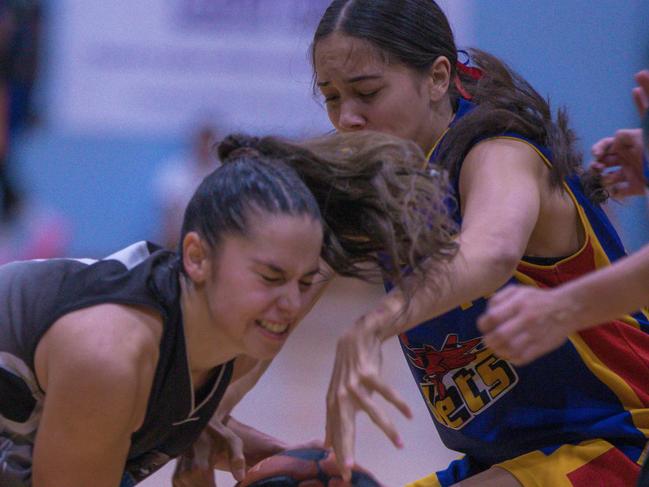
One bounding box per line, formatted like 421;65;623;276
442;49;606;202
216;131;458;287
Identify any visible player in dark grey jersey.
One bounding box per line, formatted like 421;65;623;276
0;131;455;487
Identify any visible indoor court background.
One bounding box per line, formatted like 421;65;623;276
6;1;649;486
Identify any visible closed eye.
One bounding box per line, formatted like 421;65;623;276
260;275;283;284
298;279;314;291
358;90;379;99
324;95;340;104
357;90;381;101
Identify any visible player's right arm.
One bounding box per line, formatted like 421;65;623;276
326;137;547;479
32;304;161;487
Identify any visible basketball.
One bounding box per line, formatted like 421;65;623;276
236;447;383;486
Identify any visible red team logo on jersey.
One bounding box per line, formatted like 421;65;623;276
404;334;518;429
406;335;482;399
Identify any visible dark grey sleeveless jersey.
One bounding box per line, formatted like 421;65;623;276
0;241;234;485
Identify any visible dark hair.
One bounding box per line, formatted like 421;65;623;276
312;0;457;75
180;136;322;258
182;131;458;287
311;0;606;203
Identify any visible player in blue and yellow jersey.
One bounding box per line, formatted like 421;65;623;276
311;1;649;486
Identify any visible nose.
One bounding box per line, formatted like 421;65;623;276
277;282;302;317
337;100;366;131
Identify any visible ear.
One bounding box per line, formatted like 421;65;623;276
426;55;452;102
182;231;211;284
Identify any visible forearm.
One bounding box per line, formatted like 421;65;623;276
553;244;649;331
373;238;519;341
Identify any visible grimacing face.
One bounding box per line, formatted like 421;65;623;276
202;211;323;360
314;32;438;153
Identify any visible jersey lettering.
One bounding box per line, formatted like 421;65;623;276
406;334;518;429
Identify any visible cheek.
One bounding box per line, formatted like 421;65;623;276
326;106;339;128
367;94;408;129
222;287;275;319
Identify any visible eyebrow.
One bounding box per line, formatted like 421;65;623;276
255;261;320;277
317;74;383;87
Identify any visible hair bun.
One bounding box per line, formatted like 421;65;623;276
217;134;261;163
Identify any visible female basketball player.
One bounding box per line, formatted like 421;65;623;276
0;131;455;487
311;2;649;486
478;69;649;367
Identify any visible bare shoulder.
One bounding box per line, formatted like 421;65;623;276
465;136;547;174
31;305;165;485
459;137;549;201
34;303;163;425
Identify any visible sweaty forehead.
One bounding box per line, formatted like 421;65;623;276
314;34;386;82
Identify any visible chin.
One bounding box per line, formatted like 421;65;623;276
249;346;283;361
246;339;286;361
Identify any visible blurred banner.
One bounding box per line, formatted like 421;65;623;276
48;0;334;137
46;0;473;138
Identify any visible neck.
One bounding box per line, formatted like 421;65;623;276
180;277;237;376
423;97;455;155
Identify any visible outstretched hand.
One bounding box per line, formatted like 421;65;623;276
325;315;412;481
588;70;649;198
477;285;580;365
590;129;645;198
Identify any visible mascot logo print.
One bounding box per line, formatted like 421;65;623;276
406;334;518;429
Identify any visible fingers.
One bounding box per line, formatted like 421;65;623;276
325;356;355;483
634;70;649;117
485;284;519;308
291;438;325;450
477;285;519;334
362;373;412;420
354;377;409;448
327;395;356;482
208;422;246;481
591;136;614;160
172;460;217;487
324;356;343;449
602;170;629;198
479;287;541;364
483;322;534;366
591;130;642;170
609;129;641;153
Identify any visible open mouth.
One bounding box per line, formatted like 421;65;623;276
255;319;290;336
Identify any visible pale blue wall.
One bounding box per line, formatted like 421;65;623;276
12;131;182;256
471;0;649;250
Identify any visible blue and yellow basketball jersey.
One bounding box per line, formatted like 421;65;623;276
399;99;649;486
